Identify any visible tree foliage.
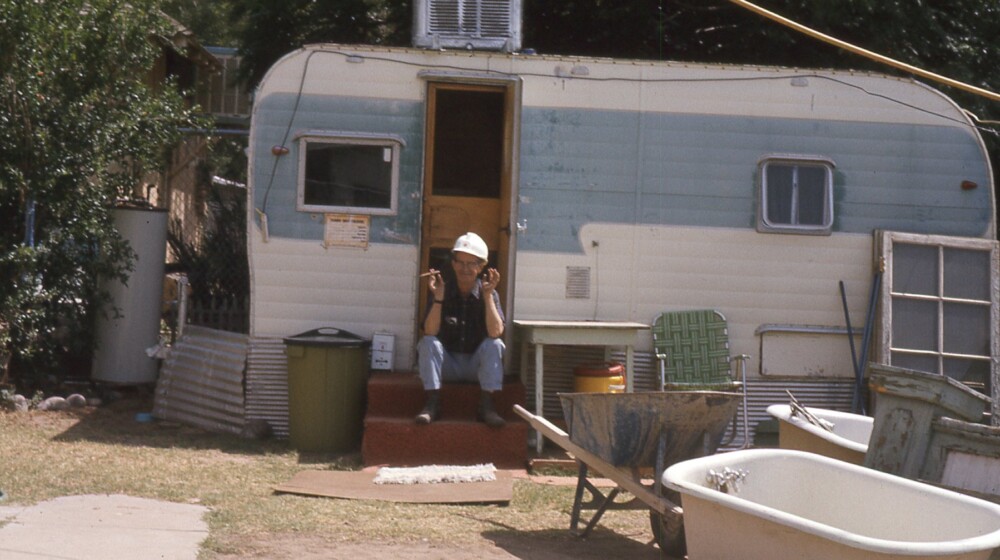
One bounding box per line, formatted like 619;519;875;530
524;1;999;125
471;0;1000;210
161;0;241;47
0;0;199;386
222;0;999;122
231;0;411;87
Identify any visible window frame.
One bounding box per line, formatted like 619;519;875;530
876;230;999;414
757;154;835;235
295;130;405;216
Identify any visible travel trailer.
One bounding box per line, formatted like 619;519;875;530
244;1;998;439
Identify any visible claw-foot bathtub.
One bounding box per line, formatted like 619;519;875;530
663;449;1000;560
766;403;872;465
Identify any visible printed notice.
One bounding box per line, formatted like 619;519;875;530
323;213;370;249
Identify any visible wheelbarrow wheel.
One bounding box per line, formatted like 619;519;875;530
649;509;685;557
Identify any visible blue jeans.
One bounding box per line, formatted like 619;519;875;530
417;335;505;392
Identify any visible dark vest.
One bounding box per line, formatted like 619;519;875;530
426;281;504;354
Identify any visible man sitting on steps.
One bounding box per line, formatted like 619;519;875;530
416;232;506;428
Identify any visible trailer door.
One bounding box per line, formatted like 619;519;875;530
418;82;516;327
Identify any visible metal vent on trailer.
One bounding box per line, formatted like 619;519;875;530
413;0;522;53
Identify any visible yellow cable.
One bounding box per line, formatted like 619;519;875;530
727;0;1000;103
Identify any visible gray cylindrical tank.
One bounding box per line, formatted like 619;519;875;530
91;206;168;384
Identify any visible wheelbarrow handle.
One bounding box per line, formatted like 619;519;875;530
513;405;682;518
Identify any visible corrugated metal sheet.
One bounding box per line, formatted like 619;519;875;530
517;343;607;421
522;345;854;450
153;325;248;435
245;335;290;438
605;349;854;450
718;377;854;450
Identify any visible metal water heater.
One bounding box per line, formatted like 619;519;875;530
91;206;168;384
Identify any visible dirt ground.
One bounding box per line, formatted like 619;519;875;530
2;389;679;560
210;531;673;560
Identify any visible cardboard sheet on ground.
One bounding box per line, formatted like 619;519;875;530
274;469;514;504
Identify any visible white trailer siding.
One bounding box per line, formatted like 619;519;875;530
513;223;872;378
248;44;993;380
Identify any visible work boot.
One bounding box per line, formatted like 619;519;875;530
415;390;440;425
477;391;506;428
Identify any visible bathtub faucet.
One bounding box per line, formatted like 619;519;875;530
706;467;748;494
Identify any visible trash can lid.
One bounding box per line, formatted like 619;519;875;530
283;327;370;347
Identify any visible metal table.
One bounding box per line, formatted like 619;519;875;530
513;320;651;453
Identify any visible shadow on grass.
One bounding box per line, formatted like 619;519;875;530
482;526;669;559
448;509;670;560
48;389;364;468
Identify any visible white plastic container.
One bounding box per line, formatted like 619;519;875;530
663;449;1000;560
767;403;872;465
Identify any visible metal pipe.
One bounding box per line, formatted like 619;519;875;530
727;0;1000;103
839;280;862;413
177;275;189;339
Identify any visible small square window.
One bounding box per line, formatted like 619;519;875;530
296;133;402;215
757;156;834;235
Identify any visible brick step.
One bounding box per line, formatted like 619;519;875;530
366;372;525;420
362;415;529;469
362;372;529;468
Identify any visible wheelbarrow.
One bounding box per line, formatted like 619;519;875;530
514;390;740;556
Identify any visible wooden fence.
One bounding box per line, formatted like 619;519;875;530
185;296;248;334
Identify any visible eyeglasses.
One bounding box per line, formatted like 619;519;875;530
453;258;482;269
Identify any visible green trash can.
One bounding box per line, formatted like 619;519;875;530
284;328;370;453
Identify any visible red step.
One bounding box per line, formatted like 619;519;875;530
362;372;529;469
366;372;526;418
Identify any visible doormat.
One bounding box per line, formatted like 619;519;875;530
373;463;496;485
273;469;513;504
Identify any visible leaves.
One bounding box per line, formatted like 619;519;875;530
231;0;411;87
0;0;197;386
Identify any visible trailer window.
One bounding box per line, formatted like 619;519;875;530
296;134;401;215
757;156;834;235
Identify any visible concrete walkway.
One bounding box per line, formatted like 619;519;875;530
0;494;208;560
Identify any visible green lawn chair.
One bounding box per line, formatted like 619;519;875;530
652;309;751;448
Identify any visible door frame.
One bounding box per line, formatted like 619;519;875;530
417;72;521;350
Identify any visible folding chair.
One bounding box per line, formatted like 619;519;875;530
651;309;751;448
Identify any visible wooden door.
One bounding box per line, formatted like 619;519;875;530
419;82;515;326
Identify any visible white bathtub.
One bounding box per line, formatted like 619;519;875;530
767;403;872;465
663;449;1000;560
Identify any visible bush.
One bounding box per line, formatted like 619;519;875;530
0;0;199;388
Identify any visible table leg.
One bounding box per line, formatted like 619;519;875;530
625;344;635;392
534;342;545;454
519;340;528;386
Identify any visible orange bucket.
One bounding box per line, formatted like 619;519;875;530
573;362;625;393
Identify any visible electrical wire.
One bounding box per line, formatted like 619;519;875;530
310;47;988;132
726;0;1000;104
258;49;319;218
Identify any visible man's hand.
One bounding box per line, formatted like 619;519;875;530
481;267;500;295
426;269;445;300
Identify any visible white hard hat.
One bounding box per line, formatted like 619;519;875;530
452;232;488;261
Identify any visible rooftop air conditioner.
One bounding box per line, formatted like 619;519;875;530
413;0;522;53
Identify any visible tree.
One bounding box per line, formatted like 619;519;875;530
525;0;1000;212
0;0;199;388
524;1;1000;122
231;0;411;87
161;0;241;47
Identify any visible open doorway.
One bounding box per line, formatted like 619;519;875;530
418;81;516;327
